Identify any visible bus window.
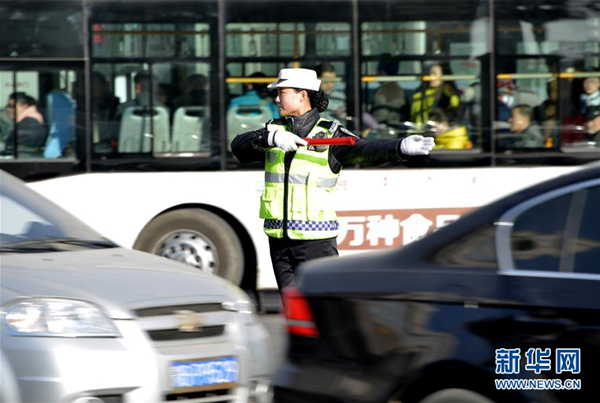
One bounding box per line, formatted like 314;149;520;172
116;67;171;154
92;64;144;154
90;0;217;159
227;23;305;58
496;2;600;155
92;23;210;59
226;21;350;58
93;62;213;156
0;1;83;58
0;69;78;160
359;0;487;152
225;65;280;149
162;63;212;154
225;1;354;151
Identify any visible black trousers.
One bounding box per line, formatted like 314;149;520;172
269;236;339;289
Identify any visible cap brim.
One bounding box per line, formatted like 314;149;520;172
267;79;287;89
267;78;320;91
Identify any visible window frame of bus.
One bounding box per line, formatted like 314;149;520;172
493;0;600;166
357;0;493;169
223;0;356;169
0;0;84;58
87;0;221;169
0;63;87;181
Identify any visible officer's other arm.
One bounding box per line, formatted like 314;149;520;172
231;128;270;163
332;137;402;166
331;133;433;171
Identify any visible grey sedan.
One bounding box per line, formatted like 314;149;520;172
0;170;273;403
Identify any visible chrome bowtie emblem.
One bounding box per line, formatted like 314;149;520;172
174;310;204;332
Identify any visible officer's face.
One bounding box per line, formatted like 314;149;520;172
275;88;307;116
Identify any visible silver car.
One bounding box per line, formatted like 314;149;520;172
0;170;273;403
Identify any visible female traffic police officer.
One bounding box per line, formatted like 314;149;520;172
231;68;434;289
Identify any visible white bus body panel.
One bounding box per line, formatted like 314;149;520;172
28;166;579;290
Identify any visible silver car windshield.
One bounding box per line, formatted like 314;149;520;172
0;172;117;253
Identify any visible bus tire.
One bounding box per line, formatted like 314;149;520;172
133;208;244;285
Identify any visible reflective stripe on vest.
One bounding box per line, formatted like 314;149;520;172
264;219;339;231
260;119;340;240
264;172;337;188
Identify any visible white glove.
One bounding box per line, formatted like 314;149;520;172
268;130;308;152
400;135;435;156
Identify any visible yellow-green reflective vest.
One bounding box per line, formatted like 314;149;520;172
260;119;340;240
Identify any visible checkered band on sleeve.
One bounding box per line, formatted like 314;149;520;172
264;219;339;231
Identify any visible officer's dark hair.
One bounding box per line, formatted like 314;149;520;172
305;89;329;112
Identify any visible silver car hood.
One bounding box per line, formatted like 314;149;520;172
0;247;242;319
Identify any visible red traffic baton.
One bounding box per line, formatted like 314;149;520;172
304;137;356;146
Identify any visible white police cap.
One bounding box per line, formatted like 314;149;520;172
267;68;321;92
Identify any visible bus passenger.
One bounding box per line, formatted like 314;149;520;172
411;62;461;126
315;63;346;122
585;105;600;145
117;71;165;116
231;68;434;289
371;55;409;129
157;82;176;111
1;92;46;158
580;75;600;113
173;74;208;110
428;108;471;150
228;71;279;119
92;72;120;151
501;104;544;149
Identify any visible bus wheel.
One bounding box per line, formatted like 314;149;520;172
133;208;244;285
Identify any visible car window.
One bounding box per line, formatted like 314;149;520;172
511;192;569;272
572;186;600;274
511;185;600;275
433;223;498;268
0;172;116;251
0;194;60;243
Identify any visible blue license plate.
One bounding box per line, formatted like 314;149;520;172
170;356;239;390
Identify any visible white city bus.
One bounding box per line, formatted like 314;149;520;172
1;0;598;293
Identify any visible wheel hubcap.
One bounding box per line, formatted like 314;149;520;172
153;231;219;274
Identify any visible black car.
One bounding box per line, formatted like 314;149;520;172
274;163;600;403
